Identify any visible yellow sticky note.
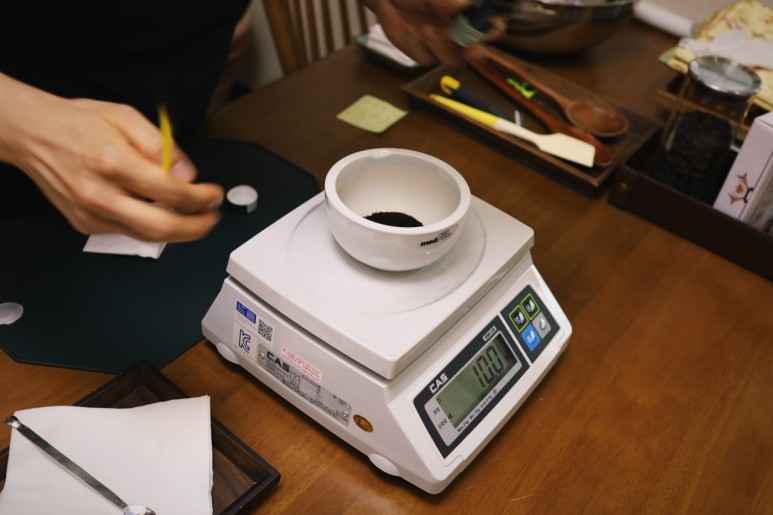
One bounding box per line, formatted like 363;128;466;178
337;95;407;133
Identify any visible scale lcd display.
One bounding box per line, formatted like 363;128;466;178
436;333;517;428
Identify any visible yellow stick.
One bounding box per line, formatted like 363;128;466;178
158;104;173;173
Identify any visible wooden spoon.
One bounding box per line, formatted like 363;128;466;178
465;50;614;167
473;45;630;138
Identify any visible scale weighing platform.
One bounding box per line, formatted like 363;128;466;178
202;191;571;494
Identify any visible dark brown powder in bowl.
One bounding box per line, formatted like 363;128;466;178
365;211;423;227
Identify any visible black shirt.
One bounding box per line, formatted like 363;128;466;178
0;0;250;214
1;0;250;131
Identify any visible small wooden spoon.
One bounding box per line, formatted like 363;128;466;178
474;45;630;138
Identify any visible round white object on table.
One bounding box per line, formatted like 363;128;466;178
0;302;23;325
226;185;258;213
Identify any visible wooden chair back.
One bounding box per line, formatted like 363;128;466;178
262;0;371;76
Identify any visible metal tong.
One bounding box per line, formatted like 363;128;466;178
5;416;155;515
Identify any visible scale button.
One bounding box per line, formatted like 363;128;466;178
509;306;529;332
533;313;551;338
521;325;541;351
521;294;540;319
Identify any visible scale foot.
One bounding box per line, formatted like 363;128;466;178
214;341;239;364
368;453;400;476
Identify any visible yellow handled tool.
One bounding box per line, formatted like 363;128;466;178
430;94;594;167
439;75;511;119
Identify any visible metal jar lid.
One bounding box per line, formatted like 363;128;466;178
688;55;762;99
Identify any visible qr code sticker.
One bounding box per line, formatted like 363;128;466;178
257;319;273;343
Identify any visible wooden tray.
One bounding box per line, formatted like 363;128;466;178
608;127;773;280
403;49;659;194
0;361;279;514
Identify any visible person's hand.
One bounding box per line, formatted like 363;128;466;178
0;74;223;242
363;0;470;66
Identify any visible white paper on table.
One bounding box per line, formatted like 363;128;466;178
366;23;419;68
0;397;213;515
634;0;697;37
83;233;166;259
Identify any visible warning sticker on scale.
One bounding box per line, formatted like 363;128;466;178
259;343;350;426
281;345;323;383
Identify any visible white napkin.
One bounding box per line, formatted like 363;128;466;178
83;233;167;259
0;397;213;515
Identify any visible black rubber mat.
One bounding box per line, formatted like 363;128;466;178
0;137;319;372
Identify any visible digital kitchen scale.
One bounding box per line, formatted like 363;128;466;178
202;191;571;494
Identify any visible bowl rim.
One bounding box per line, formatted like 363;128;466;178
324;148;472;235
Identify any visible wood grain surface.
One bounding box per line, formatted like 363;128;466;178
2;20;771;514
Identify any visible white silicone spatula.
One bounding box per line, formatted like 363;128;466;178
431;94;595;167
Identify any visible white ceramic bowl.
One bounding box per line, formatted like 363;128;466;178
325;148;471;272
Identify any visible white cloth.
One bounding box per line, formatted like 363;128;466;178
0;397;213;515
679;28;773;70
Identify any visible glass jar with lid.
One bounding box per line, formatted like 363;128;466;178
663;55;762;150
653;55;762;202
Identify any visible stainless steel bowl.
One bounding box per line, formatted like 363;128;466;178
497;0;635;55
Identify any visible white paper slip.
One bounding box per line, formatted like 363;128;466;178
84;233;166;259
366;23;419;68
0;397;213;515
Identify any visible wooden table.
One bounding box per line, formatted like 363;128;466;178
2;21;772;513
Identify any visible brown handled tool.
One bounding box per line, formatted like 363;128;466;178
464;46;614;167
473;45;629;138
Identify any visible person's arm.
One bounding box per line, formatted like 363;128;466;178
360;0;470;65
0;72;223;242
